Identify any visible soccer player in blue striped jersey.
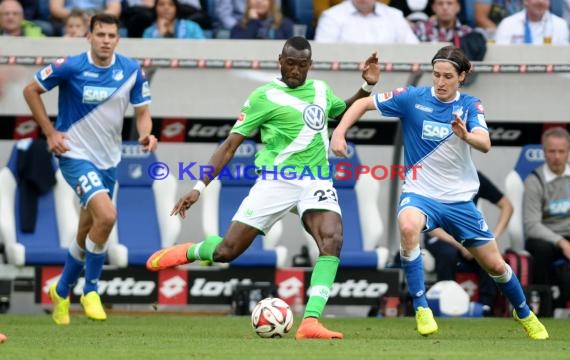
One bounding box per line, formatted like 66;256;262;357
23;14;157;325
331;45;548;340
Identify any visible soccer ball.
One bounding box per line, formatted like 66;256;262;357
251;297;294;338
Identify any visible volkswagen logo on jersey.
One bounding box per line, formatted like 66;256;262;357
302;104;325;131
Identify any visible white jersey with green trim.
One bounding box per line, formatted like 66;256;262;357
231;78;346;177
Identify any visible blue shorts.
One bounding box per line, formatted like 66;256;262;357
397;192;494;247
59;157;116;207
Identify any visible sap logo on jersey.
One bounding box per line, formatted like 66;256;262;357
422;120;451;141
82;86;116;104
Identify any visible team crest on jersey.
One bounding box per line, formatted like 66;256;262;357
39;65;53;80
112;70;124;81
452;105;464;118
422;120;451;141
302;104;325;131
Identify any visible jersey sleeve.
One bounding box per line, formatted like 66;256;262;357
477;171;503;204
326;85;346;119
35;57;70;91
231;89;267;137
466;98;488;132
373;86;411;119
130;66;152;107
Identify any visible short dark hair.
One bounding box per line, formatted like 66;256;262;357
283;36;311;54
89;13;120;32
431;45;471;79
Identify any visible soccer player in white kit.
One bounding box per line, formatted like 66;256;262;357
147;36;379;339
331;45;548;340
23;14;157;325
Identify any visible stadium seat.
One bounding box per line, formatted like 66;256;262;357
109;142;181;267
303;143;389;269
282;0;314;39
201;140;287;267
0;139;75;265
504;144;544;252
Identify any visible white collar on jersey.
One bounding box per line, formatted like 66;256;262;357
543;163;570;183
87;51;116;69
430;87;460;103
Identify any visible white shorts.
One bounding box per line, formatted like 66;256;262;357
232;178;342;234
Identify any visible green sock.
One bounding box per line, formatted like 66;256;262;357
187;235;223;262
303;256;339;318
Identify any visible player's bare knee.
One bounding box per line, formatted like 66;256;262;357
399;222;420;243
94;211;116;232
488;261;507;277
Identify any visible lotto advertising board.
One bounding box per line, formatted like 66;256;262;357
35;266;401;307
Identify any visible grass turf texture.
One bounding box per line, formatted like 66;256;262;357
1;315;569;359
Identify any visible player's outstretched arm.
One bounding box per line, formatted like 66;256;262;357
134;105;157;152
330;96;375;157
170;132;246;218
338;52;380;116
451;114;491;153
23;80;70;155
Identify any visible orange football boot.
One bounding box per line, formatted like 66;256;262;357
146;242;194;271
295;317;344;340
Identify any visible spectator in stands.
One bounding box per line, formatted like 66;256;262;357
63;9;88;37
49;0;122;21
413;0;487;85
0;0;44;36
475;0;523;34
230;0;293;39
143;0;205;38
49;0;122;36
314;0;375;25
314;0;419;43
16;0;54;35
425;171;513;316
524;127;570;309
414;0;478;44
122;0;155;38
216;0;248;30
178;0;211;30
494;0;569;44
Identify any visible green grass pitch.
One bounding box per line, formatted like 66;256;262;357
1;314;569;359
